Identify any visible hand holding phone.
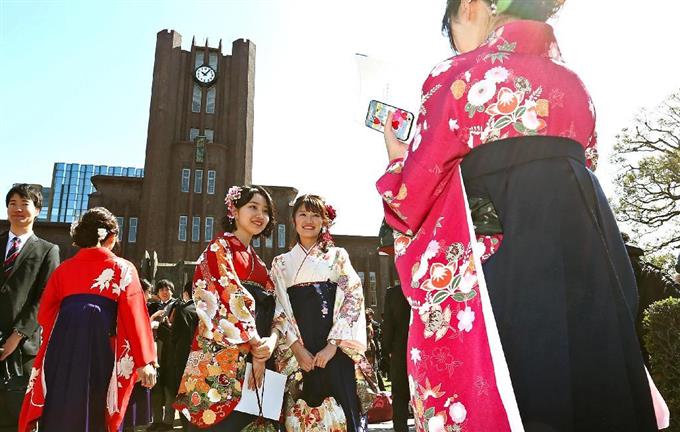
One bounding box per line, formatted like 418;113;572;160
365;100;414;142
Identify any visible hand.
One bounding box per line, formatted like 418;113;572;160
291;341;315;372
251;335;278;361
150;310;165;321
384;111;409;162
248;335;263;348
0;331;23;361
137;364;157;388
249;359;266;390
313;343;338;369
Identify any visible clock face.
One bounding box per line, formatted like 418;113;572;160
194;65;216;85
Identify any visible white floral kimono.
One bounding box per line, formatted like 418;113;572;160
271;243;377;418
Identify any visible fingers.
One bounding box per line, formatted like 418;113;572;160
313;353;327;369
384;111;398;142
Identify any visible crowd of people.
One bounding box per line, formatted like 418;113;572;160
1;0;679;431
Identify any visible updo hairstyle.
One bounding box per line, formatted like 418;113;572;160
70;207;119;248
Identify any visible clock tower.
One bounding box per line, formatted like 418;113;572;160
138;29;255;262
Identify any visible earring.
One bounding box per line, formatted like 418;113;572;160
490;0;498;16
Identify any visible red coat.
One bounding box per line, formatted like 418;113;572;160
19;247;156;432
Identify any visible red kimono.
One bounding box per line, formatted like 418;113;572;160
19;247;156;432
174;232;275;428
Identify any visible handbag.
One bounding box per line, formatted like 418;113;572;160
367;391;393;424
284;396;347;432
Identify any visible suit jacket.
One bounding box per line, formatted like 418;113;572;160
382;284;410;359
0;231;60;357
170;299;197;394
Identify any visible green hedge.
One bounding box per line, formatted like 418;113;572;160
643;297;680;431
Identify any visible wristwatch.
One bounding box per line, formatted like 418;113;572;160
328;339;338;346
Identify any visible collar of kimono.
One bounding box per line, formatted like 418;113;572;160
75;246;116;261
486;19;558;58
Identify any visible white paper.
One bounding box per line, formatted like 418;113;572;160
234;363;286;421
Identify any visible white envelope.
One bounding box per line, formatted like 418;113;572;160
234;363;286;421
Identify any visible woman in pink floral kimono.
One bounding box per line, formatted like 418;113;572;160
376;0;669;431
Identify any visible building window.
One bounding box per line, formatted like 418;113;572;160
265;232;273;248
277;224;286;248
181;168;190;192
192;84;202;113
178;216;187;241
128;217;138;243
252;237;260;248
357;272;365;287
189;128;200;142
209;52;218;70
117;217;125;240
194;170;203;194
206;87;216;114
195;52;204;69
192;216;201;242
205;217;214;242
204;129;214;143
207;170;216;194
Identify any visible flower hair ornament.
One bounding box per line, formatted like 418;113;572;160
225;186;243;220
97;228;108;241
321;204;337;244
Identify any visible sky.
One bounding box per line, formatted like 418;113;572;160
1;0;679;239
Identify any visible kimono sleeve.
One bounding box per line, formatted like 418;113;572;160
328;248;367;352
270;256;299;349
376;81;467;236
117;262;156;368
193;241;258;346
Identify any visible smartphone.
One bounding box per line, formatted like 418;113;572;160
365;100;415;142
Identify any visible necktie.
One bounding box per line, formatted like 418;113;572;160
3;237;21;277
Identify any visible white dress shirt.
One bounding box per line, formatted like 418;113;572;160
5;231;33;259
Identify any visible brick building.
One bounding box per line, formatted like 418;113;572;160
2;29;398;315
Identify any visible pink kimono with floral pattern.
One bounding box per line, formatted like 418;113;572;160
376;20;598;431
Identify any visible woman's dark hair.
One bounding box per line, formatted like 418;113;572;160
71;207;119;248
221;185;276;238
442;0;565;49
291;194;334;252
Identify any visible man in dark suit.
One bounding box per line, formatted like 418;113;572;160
169;281;197;431
383;284;411;432
0;184;59;431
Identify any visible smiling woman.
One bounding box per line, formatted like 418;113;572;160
174;185;282;431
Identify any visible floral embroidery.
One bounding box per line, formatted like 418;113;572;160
411;347;422;364
449;401;467;424
91;268;115;292
25;368;39;394
431;60;453;77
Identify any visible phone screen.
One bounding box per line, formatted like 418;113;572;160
365;100;415;142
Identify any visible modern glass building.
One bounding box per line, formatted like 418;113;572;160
38;187;51;220
48;163;144;223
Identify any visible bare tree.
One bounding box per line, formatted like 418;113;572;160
611;91;680;255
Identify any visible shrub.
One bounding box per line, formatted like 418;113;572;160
643;297;680;431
